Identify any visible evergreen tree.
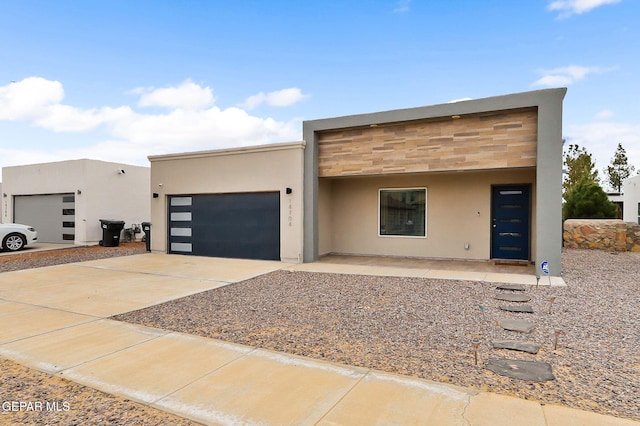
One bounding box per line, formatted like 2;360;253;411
563;180;618;220
604;143;635;192
563;144;599;196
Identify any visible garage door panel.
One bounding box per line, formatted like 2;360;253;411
14;194;75;244
168;192;280;261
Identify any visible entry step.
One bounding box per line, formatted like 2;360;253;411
495;294;531;302
486;358;555;382
500;305;534;313
499;319;535;333
496;284;527;292
491;340;540;354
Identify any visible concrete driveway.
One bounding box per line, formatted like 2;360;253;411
0;253;287;317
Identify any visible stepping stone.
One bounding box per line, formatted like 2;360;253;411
491;340;540;354
499;319;535;333
500;305;534;313
486;358;555;382
495;293;531;302
496;284;526;292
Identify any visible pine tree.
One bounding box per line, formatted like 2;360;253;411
563;144;599;196
604;143;635;192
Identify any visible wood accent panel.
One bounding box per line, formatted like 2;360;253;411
318;108;538;177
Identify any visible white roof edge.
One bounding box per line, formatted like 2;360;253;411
2;158;149;170
148;141;306;162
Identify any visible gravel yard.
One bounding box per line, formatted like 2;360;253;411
1;246;638;423
114;249;640;422
0;242;147;273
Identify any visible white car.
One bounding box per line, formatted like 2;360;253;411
0;223;38;252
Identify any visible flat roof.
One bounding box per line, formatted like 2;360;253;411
148;140;306;162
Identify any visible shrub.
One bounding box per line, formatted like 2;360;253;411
563;180;618;220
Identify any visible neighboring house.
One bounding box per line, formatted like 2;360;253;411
2;159;150;245
149;88;566;277
606;192;624;219
622;174;640;224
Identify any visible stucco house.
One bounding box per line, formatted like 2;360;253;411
149;88;566;276
2;159;150;245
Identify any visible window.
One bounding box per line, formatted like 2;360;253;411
637;203;640;224
379;188;426;237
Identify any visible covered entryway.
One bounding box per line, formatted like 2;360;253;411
168;192;280;261
14;193;76;243
491;185;531;260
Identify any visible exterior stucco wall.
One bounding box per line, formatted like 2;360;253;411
148;142;305;263
322;169;536;260
1;159;150;245
623;175;640;224
318;178;333;256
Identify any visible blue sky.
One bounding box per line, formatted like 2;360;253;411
1;0;638;188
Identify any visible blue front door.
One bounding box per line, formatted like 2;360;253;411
491;185;530;260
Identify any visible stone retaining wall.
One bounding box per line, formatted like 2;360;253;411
563;219;640;252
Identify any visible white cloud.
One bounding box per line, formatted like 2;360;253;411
532;65;611;87
0;78;303;169
110;106;299;151
563;121;640;174
594;110;614;119
0;146;63;168
136;79;214;109
394;0;411;13
242;88;308;110
548;0;622;18
0;77;64;120
35;105;134;132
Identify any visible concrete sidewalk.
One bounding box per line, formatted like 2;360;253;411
290;260;566;286
0;254;632;425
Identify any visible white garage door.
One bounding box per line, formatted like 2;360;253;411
14;194;76;244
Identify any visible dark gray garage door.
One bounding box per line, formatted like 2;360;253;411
168;192;280;260
14;193;75;243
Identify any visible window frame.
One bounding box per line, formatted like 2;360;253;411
378;187;427;238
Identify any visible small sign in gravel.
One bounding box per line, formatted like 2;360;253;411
491;340;540;354
486;358;555;382
500;305;534;313
499;319;535;333
494;293;531;302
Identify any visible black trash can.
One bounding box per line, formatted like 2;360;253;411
99;220;125;247
142;222;151;252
